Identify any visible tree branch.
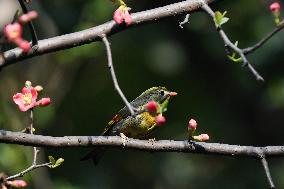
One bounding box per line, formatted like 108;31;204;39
0;0;214;68
201;3;264;81
1;130;284;158
243;20;284;55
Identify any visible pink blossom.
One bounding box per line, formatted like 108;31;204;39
19;11;38;24
3;22;30;53
6;180;27;188
13;87;38;111
193;134;210;142
188;118;197;130
113;5;133;25
13;81;51;111
155;114;166;126
3;23;23;41
145;101;158;113
270;2;281;12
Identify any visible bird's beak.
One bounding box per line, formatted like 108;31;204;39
169;92;177;97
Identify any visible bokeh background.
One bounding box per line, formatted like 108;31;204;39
0;0;284;188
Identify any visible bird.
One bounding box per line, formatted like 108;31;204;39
80;86;177;165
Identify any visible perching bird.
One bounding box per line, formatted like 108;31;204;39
81;86;177;164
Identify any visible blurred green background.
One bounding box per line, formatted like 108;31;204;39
1;0;284;188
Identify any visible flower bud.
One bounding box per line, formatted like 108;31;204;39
193;134;210;142
34;85;43;92
25;81;32;88
6;180;27;188
270;2;281;13
37;98;51;106
145;101;158;113
155;114;166;126
14;38;30;53
113;7;124;24
188;118;197;131
113;5;133;25
19;11;38;24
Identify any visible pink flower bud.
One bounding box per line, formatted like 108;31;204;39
270;2;281;12
14;38;31;53
155;114;166;126
113;5;133;25
19;11;38;24
34;85;43;92
25;81;32;88
113;7;124;24
36;97;51;106
6;180;27;188
193;134;209;142
145;101;158;113
188;118;197;131
124;9;133;25
3;23;23;41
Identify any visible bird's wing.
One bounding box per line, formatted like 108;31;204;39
101;114;122;136
101;96;147;136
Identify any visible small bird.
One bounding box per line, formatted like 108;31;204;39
80;86;177;164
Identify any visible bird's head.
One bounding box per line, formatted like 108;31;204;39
137;86;177;105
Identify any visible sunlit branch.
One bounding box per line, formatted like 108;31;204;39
0;0;214;68
1;130;284;158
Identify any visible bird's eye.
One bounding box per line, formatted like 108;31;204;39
160;90;165;96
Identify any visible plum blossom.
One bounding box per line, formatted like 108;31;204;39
13;81;51;112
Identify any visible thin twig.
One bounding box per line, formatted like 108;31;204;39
201;3;264;81
6;163;51;180
5;110;50;181
101;35;135;115
243;20;284;54
30;109;38;166
261;157;276;189
17;0;38;46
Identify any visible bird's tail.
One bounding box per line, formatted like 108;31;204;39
80;147;106;165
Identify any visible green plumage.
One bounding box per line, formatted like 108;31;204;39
81;86;176;164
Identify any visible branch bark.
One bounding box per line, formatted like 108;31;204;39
0;0;214;68
1;130;284;158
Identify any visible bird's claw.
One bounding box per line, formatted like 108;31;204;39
148;138;156;144
120;133;128;147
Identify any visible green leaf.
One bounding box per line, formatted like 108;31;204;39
48;156;56;165
227;41;242;63
53;158;64;168
214;11;229;27
160;98;169;113
227;54;242;63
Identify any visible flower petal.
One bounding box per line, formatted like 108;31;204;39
13;93;24;106
30;88;38;102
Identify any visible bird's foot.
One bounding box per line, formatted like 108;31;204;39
148;138;156;144
120;133;128;147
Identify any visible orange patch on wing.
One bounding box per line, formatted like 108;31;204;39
102;114;122;136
